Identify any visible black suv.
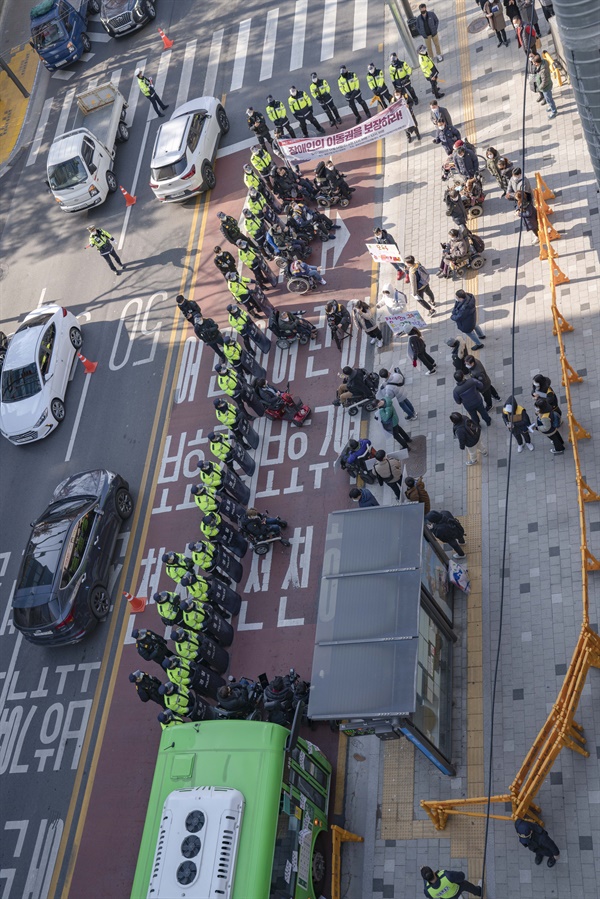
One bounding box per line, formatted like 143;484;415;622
12;470;133;646
100;0;156;37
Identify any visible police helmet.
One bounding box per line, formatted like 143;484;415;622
162;656;179;670
132;628;140;639
129;671;141;683
204;513;218;526
160;681;176;695
190;485;203;496
243;163;253;174
226;304;238;314
214;363;225;374
217;211;226;220
162;552;177;564
180;598;194;611
207;431;217;441
213;398;226;407
180;575;192;587
222;333;235;344
170;628;185;641
226;271;238;281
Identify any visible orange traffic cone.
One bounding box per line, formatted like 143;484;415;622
120;184;136;206
77;352;98;374
158;27;173;49
124;592;147;614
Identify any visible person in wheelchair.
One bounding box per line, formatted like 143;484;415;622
335;366;377;405
340;437;375;476
269;309;316;342
240;508;286;541
254;377;285;412
325;300;351;349
438;228;470;278
290;257;326;285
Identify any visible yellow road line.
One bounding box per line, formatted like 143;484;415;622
48;196;205;899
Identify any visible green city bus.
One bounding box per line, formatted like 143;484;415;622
130;719;332;899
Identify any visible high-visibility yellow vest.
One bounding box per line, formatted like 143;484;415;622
389;61;412;81
210;436;232;461
228;309;250;332
367;69;386;90
266;100;288;122
310;79;332;100
223;341;242;364
420;55;435;78
338;72;360;95
424;872;461;898
227;278;252;300
250;148;272;172
288;92;312;114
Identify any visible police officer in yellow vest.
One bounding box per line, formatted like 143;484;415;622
226;271;263;317
208;429;257;477
288;86;325;137
162;551;195;585
309;73;342;126
163;655;195;690
135;67;168;116
171;626;203;663
171;625;230;676
228;303;271;356
242;164;281;214
162;654;226;701
157;709;185;730
337;66;371;124
417;46;445;100
250;144;273;180
265;95;296;138
153;591;184;627
366;63;392;108
215;366;264;419
197;460;249;505
420;866;481;898
247;187;280;224
86;226;125;274
188;538;244;587
159;680;196;718
389;53;418;104
236;239;276;289
191;484;246;525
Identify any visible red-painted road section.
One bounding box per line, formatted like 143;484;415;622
69;142;382;898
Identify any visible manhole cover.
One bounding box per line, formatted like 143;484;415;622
468;16;489;33
0;263;8;282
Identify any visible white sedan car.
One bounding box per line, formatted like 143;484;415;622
149;97;229;202
0;304;82;445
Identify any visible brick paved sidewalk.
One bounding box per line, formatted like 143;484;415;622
341;2;600;898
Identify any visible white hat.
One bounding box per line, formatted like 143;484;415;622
135;68;143;76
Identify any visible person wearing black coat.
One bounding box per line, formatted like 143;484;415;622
213;246;237;278
176;294;201;323
192;313;226;361
425;510;467;558
406;327;437;373
132;628;173;667
446;336;468;372
453;371;491;426
129;670;165;706
450;411;487;465
502;396;534;452
433;120;461;155
445;188;468;228
531;373;560;412
450;289;486;348
217;211;243;246
464;354;500;410
453;145;479;177
514;819;560;867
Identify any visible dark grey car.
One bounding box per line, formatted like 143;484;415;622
100;0;156;37
12;469;133;646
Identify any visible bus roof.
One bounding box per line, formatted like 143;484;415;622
131;720;289;899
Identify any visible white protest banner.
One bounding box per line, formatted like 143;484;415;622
366;241;403;264
278;101;414;163
385;309;427;336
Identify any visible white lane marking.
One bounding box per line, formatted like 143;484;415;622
26;98;53;167
117;118;151;250
230;19;251;92
260;9;279;82
290;0;308;71
51;70;76;80
0;632;23;714
64;373;92;462
53;87;76;141
176;39;197;109
278;596;305;627
320;0;337;61
110;67;122;90
352;0;368;51
36;287;47;308
124;57;146;127
86;75;100;90
89;31;111;42
204;29;223;98
147;50;171;122
79;52;95;63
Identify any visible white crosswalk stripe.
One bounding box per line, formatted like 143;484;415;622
230;19;252;92
176;40;197;108
259;9;279;83
26;98;53;167
89;31;111;43
204;29;223;98
290;0;308;72
352;0;368;51
53;87;76;141
320;0;337;61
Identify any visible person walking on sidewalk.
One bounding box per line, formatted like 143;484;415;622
425;512;468;559
450;411;488;466
353;301;384;348
415;4;443;60
404;256;436;316
515;819;560;868
265;95;296;138
532;398;565;454
421;866;481;897
366;63;393;108
464;354;500;409
377;398;412;450
417;47;445;99
430;99;453;128
406;326;437;374
337;66;371;124
453;371;492;427
309;74;342;126
86;226;125;274
502;396;535;452
516;190;539;241
135;68;168;116
434;119;461;155
484;0;510;46
349;487;380;508
451;289;486;349
404;476;431;513
531;52;558;118
288;87;325;137
378;367;418;420
373;450;404;500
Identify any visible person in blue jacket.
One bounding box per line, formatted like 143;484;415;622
450;289;486;349
349;487;380;508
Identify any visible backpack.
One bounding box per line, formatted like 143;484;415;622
470;232;485;253
465;418;480;439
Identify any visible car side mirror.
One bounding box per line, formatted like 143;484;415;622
88;163;97;174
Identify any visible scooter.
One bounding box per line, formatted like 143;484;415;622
264;383;311;427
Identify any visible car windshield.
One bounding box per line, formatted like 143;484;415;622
45;497;95;520
48;156;88;190
1;365;41;403
151;157;189;182
13;597;62;630
16;312;53;333
17;518;73;590
32;21;66;50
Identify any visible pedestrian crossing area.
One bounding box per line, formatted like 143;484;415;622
28;0;380;169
